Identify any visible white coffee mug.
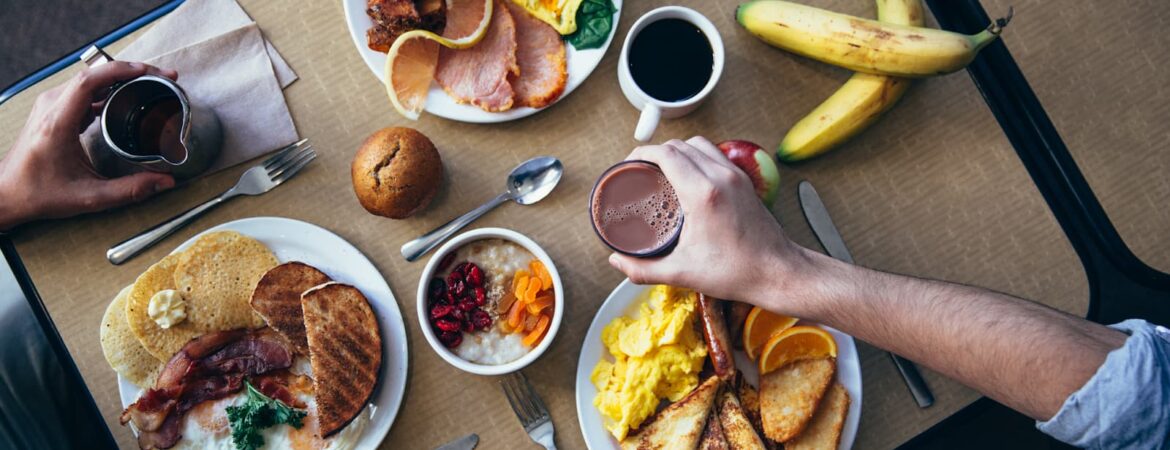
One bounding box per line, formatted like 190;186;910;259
618;6;725;142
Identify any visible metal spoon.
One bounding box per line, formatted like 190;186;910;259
401;156;564;262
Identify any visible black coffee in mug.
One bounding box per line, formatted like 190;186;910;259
628;18;714;102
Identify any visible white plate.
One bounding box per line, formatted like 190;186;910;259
342;0;622;123
118;217;409;450
574;279;863;449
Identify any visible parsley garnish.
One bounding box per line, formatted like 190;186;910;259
225;381;307;450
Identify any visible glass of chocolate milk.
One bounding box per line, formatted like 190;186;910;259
589;160;683;257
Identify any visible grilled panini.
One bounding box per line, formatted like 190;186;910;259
302;283;383;436
251;261;332;355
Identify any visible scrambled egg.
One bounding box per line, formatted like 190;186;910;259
591;286;707;441
511;0;585;34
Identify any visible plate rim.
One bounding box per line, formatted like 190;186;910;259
340;0;623;123
116;216;409;450
574;278;863;450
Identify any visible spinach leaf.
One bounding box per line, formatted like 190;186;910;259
567;0;616;50
225;381;307;450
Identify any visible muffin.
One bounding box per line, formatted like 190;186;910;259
351;127;443;219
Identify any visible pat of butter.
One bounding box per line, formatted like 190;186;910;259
148;289;186;329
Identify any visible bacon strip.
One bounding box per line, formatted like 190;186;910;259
122;329;293;450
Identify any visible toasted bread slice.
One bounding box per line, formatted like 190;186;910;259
760;358;835;442
785;382;850;450
718;390;767;450
302;282;382;436
735;376;778;450
699;406;730;450
622;376;720;450
251;262;331;354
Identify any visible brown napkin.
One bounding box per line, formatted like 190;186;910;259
140;25;298;174
117;0;296;88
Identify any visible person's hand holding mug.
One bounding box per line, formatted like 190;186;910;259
606;136;825;317
0;61;179;231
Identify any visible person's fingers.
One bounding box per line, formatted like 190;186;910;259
59;62;175;127
662;139;720;177
627;144;705;188
685;136;735;169
608;253;677;286
76;172;175;213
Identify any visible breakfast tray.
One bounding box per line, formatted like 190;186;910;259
0;0;1167;448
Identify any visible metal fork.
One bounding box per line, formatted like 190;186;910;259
501;372;556;450
107;139;316;264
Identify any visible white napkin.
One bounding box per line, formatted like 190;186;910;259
141;25;298;173
117;0;296;88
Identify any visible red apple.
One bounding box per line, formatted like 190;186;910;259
717;140;781;207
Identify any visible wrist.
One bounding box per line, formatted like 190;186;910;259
760;245;859;322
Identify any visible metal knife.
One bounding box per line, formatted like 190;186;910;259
798;180;935;408
434;433;479;450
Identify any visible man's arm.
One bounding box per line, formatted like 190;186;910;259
607;136;1126;424
789;250;1125;420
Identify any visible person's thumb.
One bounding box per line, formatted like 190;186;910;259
82;172;175;212
609;253;673;286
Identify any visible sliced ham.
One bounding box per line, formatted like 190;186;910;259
435;0;519;112
504;2;567;108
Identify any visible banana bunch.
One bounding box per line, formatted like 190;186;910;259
736;0;1012;161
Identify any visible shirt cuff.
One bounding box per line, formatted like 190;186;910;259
1036;319;1170;449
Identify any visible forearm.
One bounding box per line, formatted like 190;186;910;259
778;248;1125;420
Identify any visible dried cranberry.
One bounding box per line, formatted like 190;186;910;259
446;269;464;287
461;319;475;333
471;310;492;330
445;290;458;304
439;331;462;348
451;279;466;297
437;252;457;272
451;308;465;322
473;287;487;306
458;299;477;312
465;264;485;287
430;304;455;320
435;319;461;333
428;278;447;301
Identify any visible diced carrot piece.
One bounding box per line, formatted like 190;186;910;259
530;260;553;293
513;273;529;300
524;278;542;304
526;295;553;315
507;300;525;329
497;291;517;315
522;315;551;347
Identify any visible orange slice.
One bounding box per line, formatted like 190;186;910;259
384;0;494;119
743;306;799;360
757;326;838;375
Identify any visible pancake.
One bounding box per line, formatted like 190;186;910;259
251;262;332;355
101;285;164;387
125;254;205;361
173;231;276;331
302;283;383;437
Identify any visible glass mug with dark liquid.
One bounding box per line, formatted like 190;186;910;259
589;160;684;257
618;7;725;142
79;46;223;180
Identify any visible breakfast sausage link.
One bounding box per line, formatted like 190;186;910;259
698;293;736;382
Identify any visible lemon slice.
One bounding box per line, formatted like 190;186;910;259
385;0;495;120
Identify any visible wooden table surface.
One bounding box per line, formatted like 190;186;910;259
0;0;1166;449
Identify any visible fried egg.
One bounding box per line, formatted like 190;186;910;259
172;358;371;450
511;0;585;35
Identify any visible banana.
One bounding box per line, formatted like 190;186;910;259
778;0;923;162
736;0;1012;77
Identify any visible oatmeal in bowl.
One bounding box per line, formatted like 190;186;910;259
417;228;563;375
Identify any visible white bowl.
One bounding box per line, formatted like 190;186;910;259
416;227;564;375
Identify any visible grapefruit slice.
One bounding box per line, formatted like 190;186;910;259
385;0;495;119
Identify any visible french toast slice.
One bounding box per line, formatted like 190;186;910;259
622;376;720;450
